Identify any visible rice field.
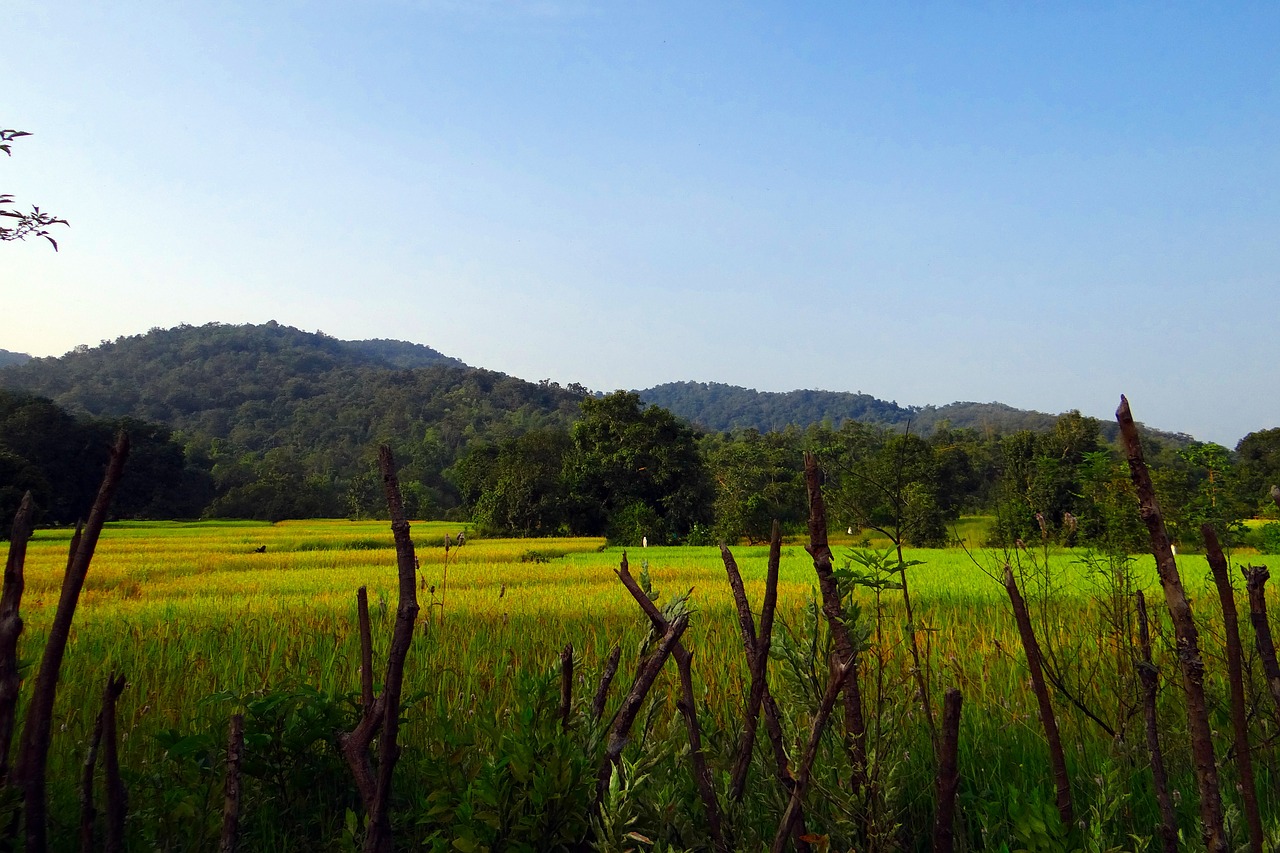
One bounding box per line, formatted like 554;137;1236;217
14;518;1280;850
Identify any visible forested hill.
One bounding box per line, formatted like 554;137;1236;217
0;349;30;368
0;322;584;519
637;381;1164;442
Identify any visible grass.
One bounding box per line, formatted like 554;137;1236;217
12;517;1280;850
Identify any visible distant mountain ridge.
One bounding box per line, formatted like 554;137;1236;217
0;319;577;451
637;381;1187;444
0;323;1188;446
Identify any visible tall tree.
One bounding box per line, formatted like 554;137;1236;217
566;391;712;543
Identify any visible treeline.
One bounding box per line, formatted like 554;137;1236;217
456;399;1280;551
0;322;586;523
638;380;1166;439
0;389;212;527
3;322;1278;546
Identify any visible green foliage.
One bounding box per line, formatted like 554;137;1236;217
1004;785;1075;853
411;665;595;852
568;391;713;543
468;429;573;536
130;683;356;851
702;428;805;544
989;413;1104;547
1150;440;1249;548
0;388;210;529
0;322;584;522
1234;427;1280;516
1248;522;1280;554
818;423;955;547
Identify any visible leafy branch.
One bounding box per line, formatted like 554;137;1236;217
1;129;68;251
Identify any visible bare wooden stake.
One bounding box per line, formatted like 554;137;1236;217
1241;565;1280;715
357;587;374;712
220;713;245;853
78;692;105;853
340;445;421;853
0;491;34;784
1003;565;1073;828
596;612;688;809
931;688;963;853
771;658;852;853
722;521;781;802
559;643;574;731
614;558;726;853
102;673;126;853
591;645;621;723
1203;525;1263;853
1136;591;1179;853
15;431;129;853
721;526;811;850
803;453;868;791
1118;396;1227;853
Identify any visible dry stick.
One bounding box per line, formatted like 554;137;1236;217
722;532;813;849
357;587;374;712
591;645;622;722
1242;565;1280;714
1003;565;1073;829
220;713;245;853
721;528;813;850
560;643;574;731
722;521;781;801
1203;525;1264;853
0;491;34;783
614;558;727;853
101;673;126;853
1254;487;1280;713
1117;395;1227;853
931;688;963;853
369;445;421;853
595;613;688;808
1136;591;1179;853
77;674;126;853
891;538;938;758
803;453;868;792
78;693;105;853
340;446;421;853
771;657;853;853
15;431;129;853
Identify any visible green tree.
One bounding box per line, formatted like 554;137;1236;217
819;424;952;547
1235;427;1280;517
704;428;805;544
566;391;712;543
1151;441;1248;548
470;429;573;536
990;412;1101;545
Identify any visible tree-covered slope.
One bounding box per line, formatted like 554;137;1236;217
637;381;1181;443
0;322;584;519
0;349;30;368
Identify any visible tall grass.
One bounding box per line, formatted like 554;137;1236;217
14;518;1280;849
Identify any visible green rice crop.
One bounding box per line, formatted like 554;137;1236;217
13;518;1280;850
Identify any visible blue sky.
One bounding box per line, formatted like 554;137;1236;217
4;2;1278;446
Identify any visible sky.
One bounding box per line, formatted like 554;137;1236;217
4;2;1278;447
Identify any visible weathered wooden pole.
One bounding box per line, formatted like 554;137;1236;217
1004;565;1073;828
16;432;129;853
1117;396;1226;853
803;453;868;790
1203;524;1263;853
